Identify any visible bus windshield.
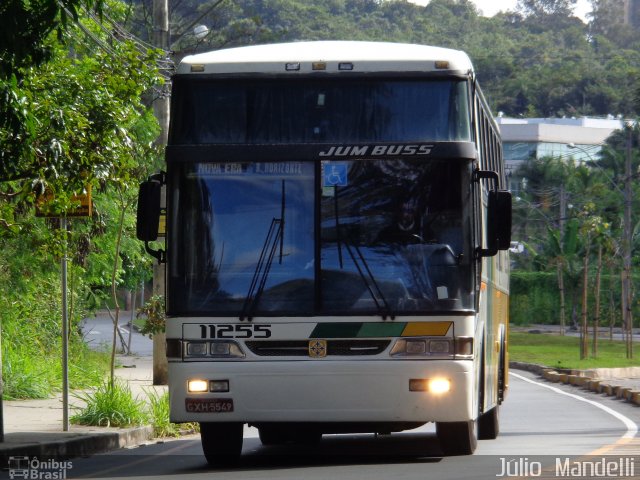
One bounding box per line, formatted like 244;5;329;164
170;78;471;144
168;159;474;315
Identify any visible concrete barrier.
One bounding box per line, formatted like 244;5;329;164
601;384;614;395
543;370;560;382
510;361;639;408
588;380;600;392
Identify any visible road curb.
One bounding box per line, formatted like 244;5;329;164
0;426;154;463
510;361;640;407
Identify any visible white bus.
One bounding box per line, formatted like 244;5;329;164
137;41;511;463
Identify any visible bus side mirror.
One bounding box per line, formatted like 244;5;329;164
137;178;165;263
488;190;512;252
136;180;161;241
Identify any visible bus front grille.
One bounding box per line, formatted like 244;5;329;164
245;340;391;357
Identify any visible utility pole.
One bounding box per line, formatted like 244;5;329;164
61;217;70;431
152;0;169;384
153;0;170;145
558;183;566;336
623;126;633;359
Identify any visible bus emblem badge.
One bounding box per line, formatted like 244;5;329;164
309;340;327;358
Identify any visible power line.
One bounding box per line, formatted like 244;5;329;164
57;0;175;80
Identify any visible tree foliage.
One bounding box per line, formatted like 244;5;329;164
124;0;632;119
512;122;640;344
0;0;163;398
0;0;104;77
117;0;640;118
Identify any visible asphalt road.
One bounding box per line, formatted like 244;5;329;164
64;370;639;480
82;312;153;356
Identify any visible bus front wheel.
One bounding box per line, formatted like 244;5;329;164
436;420;478;455
200;422;243;465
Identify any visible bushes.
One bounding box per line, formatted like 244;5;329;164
146;389;198;437
72;379;149;428
510;270;636;326
73;384;197;436
510;272;560;325
0;228;109;399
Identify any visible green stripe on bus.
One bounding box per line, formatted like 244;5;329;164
357;322;406;337
310;323;363;338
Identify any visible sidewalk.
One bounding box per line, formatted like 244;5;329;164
0;314;164;463
0;355;164;463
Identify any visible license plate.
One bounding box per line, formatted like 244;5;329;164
185;398;234;413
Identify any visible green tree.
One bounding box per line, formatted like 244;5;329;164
589;0;640;49
0;0;104;77
0;1;163;398
516;0;577;17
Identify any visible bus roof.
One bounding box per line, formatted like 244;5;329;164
177;41;474;76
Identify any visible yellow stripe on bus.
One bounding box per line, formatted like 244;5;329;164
401;322;452;337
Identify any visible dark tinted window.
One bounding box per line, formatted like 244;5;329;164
171;79;470;144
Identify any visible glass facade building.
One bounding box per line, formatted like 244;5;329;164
496;117;624;193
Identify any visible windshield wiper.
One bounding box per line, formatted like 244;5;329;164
342;241;395;321
240;181;286;321
332;189;393;320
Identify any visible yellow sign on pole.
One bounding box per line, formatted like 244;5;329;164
35;186;93;218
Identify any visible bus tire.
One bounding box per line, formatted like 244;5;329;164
200;422;243;465
436;420;478;455
477;405;499;440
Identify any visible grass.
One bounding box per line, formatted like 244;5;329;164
146;388;199;437
509;331;640;370
71;379;149;428
72;382;198;436
2;328;109;400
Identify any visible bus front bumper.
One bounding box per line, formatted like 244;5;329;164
169;360;475;424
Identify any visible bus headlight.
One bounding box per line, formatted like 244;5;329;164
428;378;451;394
210;341;245;358
406;340;427;354
187;379;230;393
186;342;208;356
183;340;245;359
429;339;451;354
390;338;453;357
409;378;451;394
390;337;472;358
188;379;209;392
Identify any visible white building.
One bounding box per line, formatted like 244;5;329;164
496;116;624;192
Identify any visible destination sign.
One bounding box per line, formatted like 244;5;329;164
195;162;306;176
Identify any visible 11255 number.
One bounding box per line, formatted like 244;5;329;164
199;324;272;339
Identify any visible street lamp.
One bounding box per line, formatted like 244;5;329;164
193;24;209;40
170;24;210;53
567;143;624;195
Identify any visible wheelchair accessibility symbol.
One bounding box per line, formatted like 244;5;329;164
323;163;348;187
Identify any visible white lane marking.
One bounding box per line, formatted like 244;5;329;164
511;372;638;439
